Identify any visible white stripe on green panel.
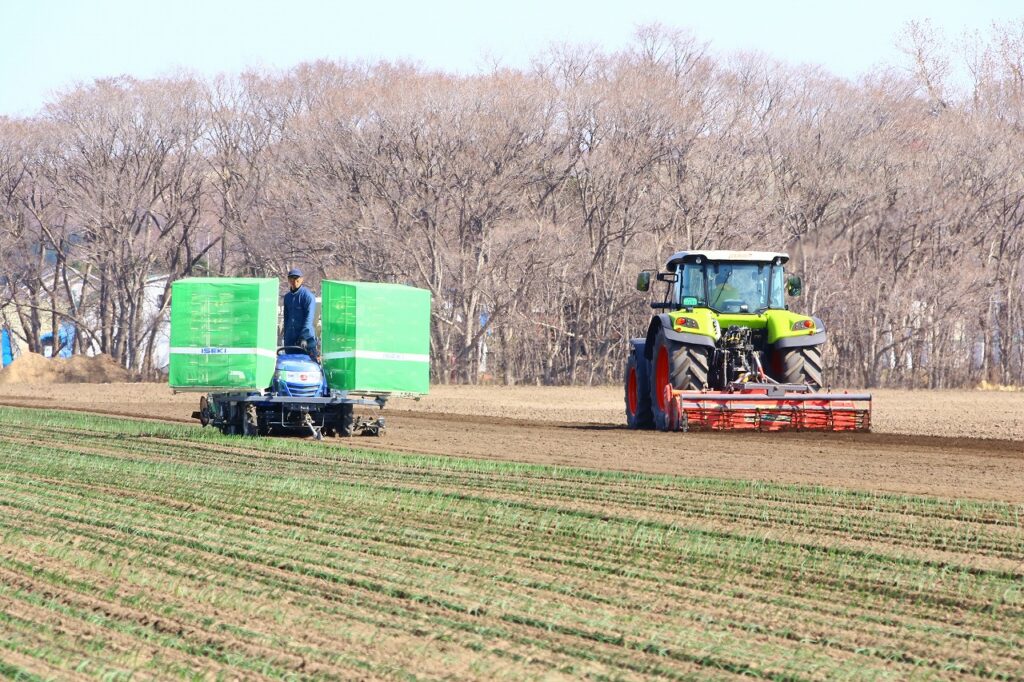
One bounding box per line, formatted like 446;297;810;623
322;350;429;363
169;346;277;358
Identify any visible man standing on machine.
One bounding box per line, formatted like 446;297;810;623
282;268;319;362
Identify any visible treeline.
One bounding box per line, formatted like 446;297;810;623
1;23;1023;387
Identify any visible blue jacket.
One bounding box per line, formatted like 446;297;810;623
282;285;317;348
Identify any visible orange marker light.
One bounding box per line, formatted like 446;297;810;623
674;317;699;330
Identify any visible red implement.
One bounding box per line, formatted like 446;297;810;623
663;384;871;432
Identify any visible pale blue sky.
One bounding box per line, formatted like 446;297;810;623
1;0;1020;116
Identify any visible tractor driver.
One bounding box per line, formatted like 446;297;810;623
282;268;319;362
709;266;741;309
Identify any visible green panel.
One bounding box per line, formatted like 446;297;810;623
168;278;278;391
667;309;717;342
321;281;430;394
764;309;818;344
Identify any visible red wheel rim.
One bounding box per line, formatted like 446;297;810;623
627;367;638;415
655;346;670;410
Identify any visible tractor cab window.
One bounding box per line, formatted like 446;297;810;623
770;264;785;309
675;260;785;312
704;262;776;313
678;264;707;306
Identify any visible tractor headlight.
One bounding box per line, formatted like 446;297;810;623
674;316;699;331
792;319;815;331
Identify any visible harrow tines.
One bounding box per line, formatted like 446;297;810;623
665;388;872;433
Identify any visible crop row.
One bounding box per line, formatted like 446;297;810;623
0;406;1021;680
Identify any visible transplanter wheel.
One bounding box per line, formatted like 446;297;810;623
198;396;210;426
243;404;259;437
323;405;355;438
339;406;355;437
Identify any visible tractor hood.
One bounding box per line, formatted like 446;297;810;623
273;353;325;397
276;353;321;374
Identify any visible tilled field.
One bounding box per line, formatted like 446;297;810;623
0;406;1022;680
1;383;1022;502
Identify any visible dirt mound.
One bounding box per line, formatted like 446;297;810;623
0;352;131;384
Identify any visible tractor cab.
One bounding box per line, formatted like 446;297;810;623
640;250;802;314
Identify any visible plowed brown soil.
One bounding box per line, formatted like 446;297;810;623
0;383;1022;502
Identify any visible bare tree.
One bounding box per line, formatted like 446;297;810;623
1;26;1022;386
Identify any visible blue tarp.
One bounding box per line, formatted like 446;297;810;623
40;322;76;359
1;328;12;367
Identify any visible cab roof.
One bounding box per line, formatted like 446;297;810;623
666;250;789;269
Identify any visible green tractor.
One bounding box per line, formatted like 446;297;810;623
625;250;867;432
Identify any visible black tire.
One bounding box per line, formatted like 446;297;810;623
339;407;355;437
221;401;239;436
778;345;824;390
624;351;654;429
242;404;259;437
323;404;355;437
649;330;711;431
198;396;210;427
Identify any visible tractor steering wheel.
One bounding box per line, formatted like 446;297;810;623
277;345;311;357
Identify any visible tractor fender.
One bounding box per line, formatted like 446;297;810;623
643;315;715;360
627;337;652;397
628;338;649;372
774;317;827;349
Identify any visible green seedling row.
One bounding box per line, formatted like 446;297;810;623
0;406;1021;680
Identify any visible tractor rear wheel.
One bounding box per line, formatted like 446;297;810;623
649;330;710;431
624;351;654;429
778;345;824;390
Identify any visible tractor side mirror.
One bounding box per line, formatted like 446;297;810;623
636;271;652;292
656;272;678;283
786;275;803;297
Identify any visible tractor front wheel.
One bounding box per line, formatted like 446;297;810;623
624;351;654;429
777;345;824;390
649;331;710;431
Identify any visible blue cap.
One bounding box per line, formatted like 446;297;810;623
287;268;303;278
